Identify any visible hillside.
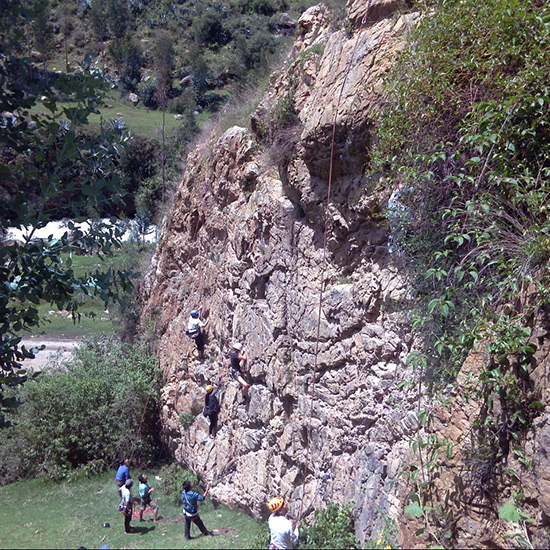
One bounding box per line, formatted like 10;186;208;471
139;0;550;548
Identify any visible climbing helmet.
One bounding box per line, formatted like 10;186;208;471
206;384;214;393
268;496;285;513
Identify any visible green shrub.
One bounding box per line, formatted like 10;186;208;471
376;0;550;384
180;411;195;429
0;335;161;485
301;503;359;549
252;521;271;549
168;88;197;115
375;1;550;545
157;462;200;505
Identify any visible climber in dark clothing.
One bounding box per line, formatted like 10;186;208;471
186;309;209;360
229;342;250;392
204;381;221;439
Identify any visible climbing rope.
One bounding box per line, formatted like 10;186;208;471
298;3;373;520
128;392;152;464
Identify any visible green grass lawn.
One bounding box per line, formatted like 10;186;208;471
0;472;262;549
25;245;153;339
30;94;185;141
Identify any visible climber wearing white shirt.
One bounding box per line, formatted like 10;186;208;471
267;496;300;549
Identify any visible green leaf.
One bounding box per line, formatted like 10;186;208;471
498;501;521;523
405;503;424;518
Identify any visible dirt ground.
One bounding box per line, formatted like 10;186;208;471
19;337;79;372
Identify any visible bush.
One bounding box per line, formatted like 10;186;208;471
0;335;161;485
156;462;200;505
301;503;359;549
137;78;159;108
168;88;197;115
180;412;195;429
375;0;550;383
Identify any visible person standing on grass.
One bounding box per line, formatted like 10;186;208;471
119;479;134;534
138;473;159;522
181;480;213;540
115;458;131;497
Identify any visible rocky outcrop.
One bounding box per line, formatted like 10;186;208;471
142;1;550;547
140;0;418;542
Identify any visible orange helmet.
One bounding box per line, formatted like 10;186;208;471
206;385;214;393
268;496;285;513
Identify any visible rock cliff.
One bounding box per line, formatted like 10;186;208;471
141;0;417;542
140;0;550;547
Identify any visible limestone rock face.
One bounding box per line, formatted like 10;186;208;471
140;1;550;547
140;1;416;542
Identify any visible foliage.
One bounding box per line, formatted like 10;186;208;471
300;502;359;549
499;499;536;549
179;411;196;430
252;521;271;549
375;0;550;546
0;335;161;484
156;462;201;505
0;1;138;426
118;133;160;206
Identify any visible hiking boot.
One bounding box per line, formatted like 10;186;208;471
209;434;215;439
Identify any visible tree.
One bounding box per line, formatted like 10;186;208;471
32;0;54;65
0;1;135;427
153;31;174;202
89;0;109;43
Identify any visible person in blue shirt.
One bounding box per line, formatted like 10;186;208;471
115;458;131;497
180;480;213;540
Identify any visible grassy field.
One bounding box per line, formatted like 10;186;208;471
30;93;185;141
0;471;262;550
27;244;153;338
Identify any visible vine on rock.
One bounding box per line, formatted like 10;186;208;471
372;0;550;547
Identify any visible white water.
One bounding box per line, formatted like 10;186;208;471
6;218;158;244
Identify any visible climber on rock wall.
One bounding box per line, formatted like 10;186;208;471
229;342;250;393
203;379;222;439
186;308;208;360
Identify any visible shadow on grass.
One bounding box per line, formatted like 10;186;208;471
132;525;156;535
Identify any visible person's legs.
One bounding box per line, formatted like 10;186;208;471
193;514;210;536
124;512;132;533
196;332;205;359
209;412;218;436
184;516;192;539
237;374;250;391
